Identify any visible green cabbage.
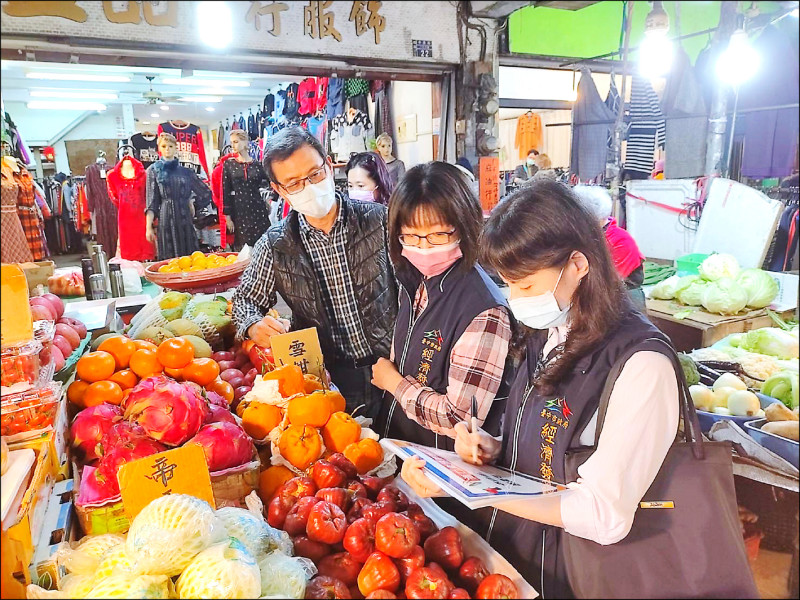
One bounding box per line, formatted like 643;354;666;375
698;253;740;281
676;279;709;306
736;269;779;309
701;277;748;315
737;328;800;360
761;371;799;409
650;274;682;300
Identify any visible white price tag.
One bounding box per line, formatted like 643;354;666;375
100;169;107;178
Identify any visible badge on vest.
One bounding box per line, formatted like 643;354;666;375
640;501;675;509
415;329;443;386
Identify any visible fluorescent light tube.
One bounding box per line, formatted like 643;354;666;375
27;101;107;110
178;96;223;103
29;90;118;100
162;78;249;88
26;72;131;83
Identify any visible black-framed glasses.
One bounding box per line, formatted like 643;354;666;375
398;230;457;247
278;164;328;195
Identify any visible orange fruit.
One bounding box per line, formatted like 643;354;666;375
97;336;136;369
287;393;332;428
279;424;323;471
163;366;184;381
67;380;90;407
76;351;116;383
344;438;384;474
182;358;220;387
322;411;362;454
108;369;138;390
258;465;295;503
129;348;163;378
132;339;158;352
242;403;283;439
155;337;194;369
83;380;124;407
207;378;234;404
121;388;132;404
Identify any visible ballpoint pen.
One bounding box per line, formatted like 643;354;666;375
470;394;479;464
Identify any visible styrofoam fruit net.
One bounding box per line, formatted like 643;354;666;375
174;538;261;599
188;312;223;348
215;506;291;559
258;552;316;599
84;574;171;599
55;533;126;575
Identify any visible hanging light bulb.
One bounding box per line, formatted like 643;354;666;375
717;28;760;85
639;1;673;78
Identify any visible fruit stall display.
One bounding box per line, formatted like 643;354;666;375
144;251;250;292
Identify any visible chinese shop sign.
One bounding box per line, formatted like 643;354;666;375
3;1;388;44
270;327;325;380
479;157;500;212
118;444;215;521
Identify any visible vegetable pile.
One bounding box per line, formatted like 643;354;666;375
650;253;779;315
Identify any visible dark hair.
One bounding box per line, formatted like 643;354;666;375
481;180;627;395
262;126;327;184
388;161;482;278
527;149;540;156
456;156;474;173
345;152;394;205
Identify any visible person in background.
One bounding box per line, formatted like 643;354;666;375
455;156;480;198
573;185;646;309
513;148;539;184
401;181;681;598
232;127;397;418
530;153;557;182
375;133;406;187
372;162;512;450
346;151;394;206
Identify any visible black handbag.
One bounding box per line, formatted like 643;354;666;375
193;202;219;229
563;338;759;599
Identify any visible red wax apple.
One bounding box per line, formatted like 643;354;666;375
375;513;420;559
344;517;377;563
475;574;519;599
312;460;348;489
362;500;397;525
283;496;321;536
318;552;363;587
358;552;401;596
423;527;464;572
307;500;347;545
293;535;331;564
377;486;410;512
458;556;489;594
267;493;297;529
405;566;453;600
304;575;350;599
316;487;351;511
394;545;425;583
328;452;359;479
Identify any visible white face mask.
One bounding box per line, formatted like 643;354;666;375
286;172;336;219
508;266;571;329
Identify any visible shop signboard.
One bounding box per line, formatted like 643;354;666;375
118;444;215;521
270;327;325;380
479;156;500;213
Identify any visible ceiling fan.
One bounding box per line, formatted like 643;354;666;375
140;75;181;105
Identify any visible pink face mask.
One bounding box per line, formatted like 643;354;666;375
401;241;463;278
348;189;375;202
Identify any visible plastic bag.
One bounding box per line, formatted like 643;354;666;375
257;552;316;599
121;267;143;294
55;533;126;575
125;494;227;577
175;538;262;599
215;506;292;559
84;574;171;599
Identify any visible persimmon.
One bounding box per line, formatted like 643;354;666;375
279;424;323;471
303;373;324;394
207;377;234;404
242;402;283;439
97;335;136;369
163;366;184;380
344;438;384;474
108;369;138;390
84;380;124;407
76;351;116;383
129;348;163;378
132;339;158;352
262;364;305;397
258;465;295;503
322;411;362;454
287;393;332;428
155;337;194;369
67;380;90;407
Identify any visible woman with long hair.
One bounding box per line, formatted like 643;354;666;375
345;151;394;205
401;181;682;598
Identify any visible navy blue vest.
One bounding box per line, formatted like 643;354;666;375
486;307;674;599
377;260;509;451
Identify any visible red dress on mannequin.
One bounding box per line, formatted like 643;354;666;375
106;156;155;261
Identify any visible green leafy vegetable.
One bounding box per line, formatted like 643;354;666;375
675;279;709;306
650;275;683;300
679;354;700;385
736;269;779;309
761;371;799;409
737;327;800;360
701;277;748;315
698;253;741;281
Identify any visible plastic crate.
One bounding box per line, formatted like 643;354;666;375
674;253;710;276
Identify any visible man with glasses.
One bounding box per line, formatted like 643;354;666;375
232;127;397;418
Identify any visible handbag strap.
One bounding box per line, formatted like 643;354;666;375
589;337;705;460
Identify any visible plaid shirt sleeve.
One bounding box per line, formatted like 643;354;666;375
232;233;278;340
393;306;512;437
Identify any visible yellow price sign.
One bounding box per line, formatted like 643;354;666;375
118;444;215;521
270;327;326;380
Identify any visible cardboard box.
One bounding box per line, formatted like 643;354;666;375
30;479;74;590
18;261;55;293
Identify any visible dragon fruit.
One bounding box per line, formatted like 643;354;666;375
204;403;237;426
187;422;255;472
79;466;121;504
71;405;123;463
96;434;167;485
123;375;208;446
204;390;228;408
99;421;149;457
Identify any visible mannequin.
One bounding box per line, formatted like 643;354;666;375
85;149;119;256
1;139;34;263
221;129;270;249
108;153;154;261
146;133;212;259
375;133;405;186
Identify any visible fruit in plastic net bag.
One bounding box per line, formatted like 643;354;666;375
84;574;171;598
175;537;261;599
257;552;317;599
95;543;135;580
215;506;291;559
56;533;126;575
125;494;227;577
26;574;96;599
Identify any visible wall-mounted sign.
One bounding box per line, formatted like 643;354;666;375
412;39;433;58
479;156;500;213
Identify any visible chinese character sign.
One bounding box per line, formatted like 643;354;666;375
304;0;342;42
270;327;326;380
479;157;500;213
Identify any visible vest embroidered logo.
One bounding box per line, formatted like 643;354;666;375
544;397;573;419
416;329;443;386
422;329;443;348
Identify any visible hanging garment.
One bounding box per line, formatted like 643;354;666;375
298;78;318;116
739;25;799;179
247;113;258;141
130;132;159;169
85;161;119;257
146;159;212;260
605;76;622;151
372;81;392;138
349;94;369;115
330;111;373;162
263;93;275;118
307;115;327;145
284;83;301;120
106;156;155;261
315;77;329;114
217;125;225;154
75;182;91;235
768;204;799;272
1;163;34;263
275;89;287;118
12;166;47;260
661;47;708;179
237;115;246;132
157;121;210;178
515;113;543;158
211;152;236;249
571;68;617;181
624;76;666;179
221;158;271;249
327;78;345;118
345;78;370;98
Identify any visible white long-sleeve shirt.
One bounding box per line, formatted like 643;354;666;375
542;326;679;545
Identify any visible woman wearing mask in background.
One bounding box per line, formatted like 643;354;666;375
375;133;406;187
372;162;512;451
401;181;681;598
346;151;394;205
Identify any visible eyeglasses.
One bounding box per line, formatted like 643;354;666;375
398;230;457;247
278;164;328;195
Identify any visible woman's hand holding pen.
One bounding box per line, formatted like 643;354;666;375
454;422;502;466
